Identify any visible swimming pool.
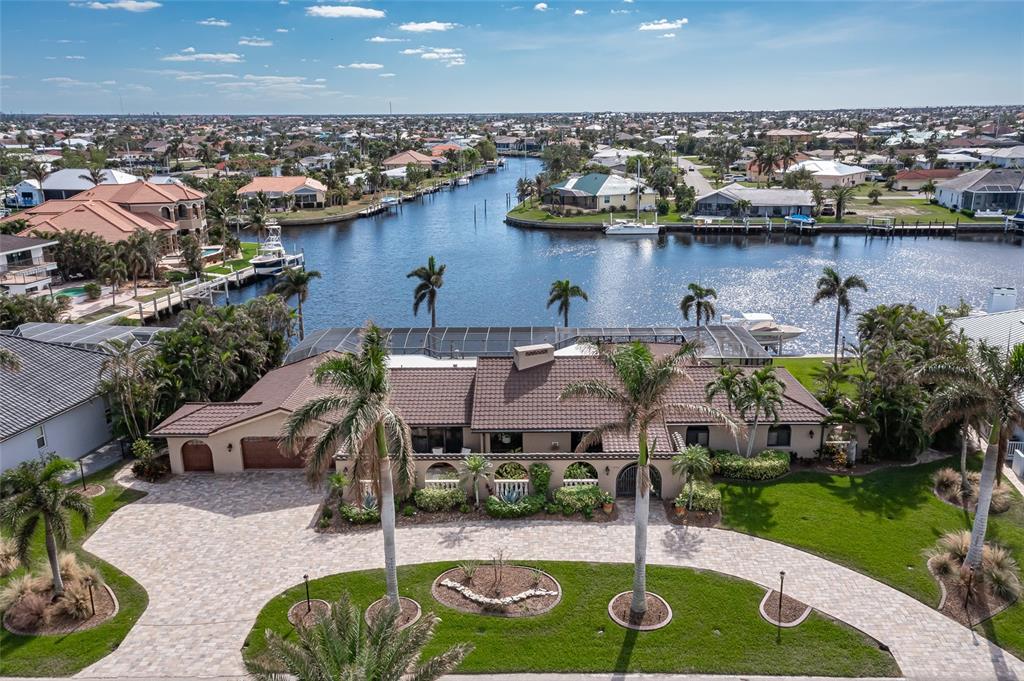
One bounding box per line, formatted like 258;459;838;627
202;246;223;257
56;286;89;297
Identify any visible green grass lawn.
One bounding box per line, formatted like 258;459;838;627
74;305;130;324
818;197;1006;224
245;561;899;677
205;241;259;275
0;465;149;676
719;454;1024;659
772;356;861;396
508;203;686;225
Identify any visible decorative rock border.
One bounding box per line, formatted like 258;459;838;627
364;596;421;630
607;591;673;631
758;589;812;627
287;599;330;628
3;584;119;636
430;567;562;617
81;484;106;498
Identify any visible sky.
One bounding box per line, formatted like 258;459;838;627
1;0;1021;115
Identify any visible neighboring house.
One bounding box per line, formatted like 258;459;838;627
494;136;521;154
381;150;435;170
695;185;814;218
785;160;869;188
547;173;657;212
915;153;983;172
38;168;140;201
0;234;59;295
934;168;1024;213
236;176;328;211
0;335;112;473
980;146;1024;169
892;169;961;191
745;152;814;182
428;143;465;157
150;338;826;501
765;129;815;144
76;181;208;238
10;179;42;208
589;147;648;173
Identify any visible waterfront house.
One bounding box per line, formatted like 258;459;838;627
934;168;1024;213
382;150;435;170
980;146;1024;169
35;167;140;201
784;160;868;188
547;173;657;213
236;176;327;211
0;234;59;295
694;185;814;218
892;169;961;191
149;326;826;499
9;179;42;208
914;153;983;172
0;334;112;473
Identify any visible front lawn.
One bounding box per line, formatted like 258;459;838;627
0;465;149;676
245;561;899;677
507;203;686;225
719;455;1024;658
773;356;860;396
205;241;259;276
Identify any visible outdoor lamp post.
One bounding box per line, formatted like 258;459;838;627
304;573;311;613
79;460;87;491
778;570;786;630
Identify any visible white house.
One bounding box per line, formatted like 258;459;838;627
0;335;112;473
10;179;42;208
785;160;869;188
980;146;1024;169
695;184;814;218
0;234;59;295
916;153;984;171
38;167;140;201
547;173;657;212
934;168;1024;213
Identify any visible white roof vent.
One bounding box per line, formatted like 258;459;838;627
513;343;555;371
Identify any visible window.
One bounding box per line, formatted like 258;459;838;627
603;196;610;204
412;427;464;453
34;425;46;449
489;432;523;454
161;207;171;220
685;426;709;447
767;425;792;447
571;431;602;453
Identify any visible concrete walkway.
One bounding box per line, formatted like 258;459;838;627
78;469;1024;680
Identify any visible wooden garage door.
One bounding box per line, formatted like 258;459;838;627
241;437;305;469
181;442;214;472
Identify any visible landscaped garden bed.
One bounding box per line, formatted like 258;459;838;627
759;590;811;627
608;591;672;630
365;596;421;629
927;531;1020;627
431;562;561;617
2;556;119;636
287;599;329;629
932;467;1012;514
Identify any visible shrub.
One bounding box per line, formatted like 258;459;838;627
132;442;167;482
928;530;1022;601
458;560;479;582
413;486;466;512
52;582;94;621
83;282;102;300
528;462;551;496
0;574;46;611
0;536;19;577
494;462;528;479
712;449;790;480
59;552;85;583
402;505;416;517
132;439;155;459
656;198;670;215
564;462;597;480
676;480;722;512
485;493;545;519
6;591;48;631
458;503;471;514
338;503;380;525
320;506;333;521
553;484;604;515
933;467;961;495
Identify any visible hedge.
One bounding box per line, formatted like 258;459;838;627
413;486;466;512
552;484;606;515
339;504;380;524
485;493;546;519
675;480;722;512
712;449;790;480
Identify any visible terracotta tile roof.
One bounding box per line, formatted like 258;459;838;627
150;403;263;437
77;181;206;203
894;169;961;181
389;368;475;426
382;150;434;166
235;176;327;195
4;199;175;244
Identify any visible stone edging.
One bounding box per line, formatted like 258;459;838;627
607;591;673;631
3;584;119;637
364;596;421;630
758;588;812;628
430;567;562;617
287;598;330;627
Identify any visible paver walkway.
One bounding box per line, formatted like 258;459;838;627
79;469;1024;680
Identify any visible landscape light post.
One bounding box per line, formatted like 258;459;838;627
79;460;87;491
304;573;311;613
778;570;786;633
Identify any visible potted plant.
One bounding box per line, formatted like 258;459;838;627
673;495;688;517
601;492;615;515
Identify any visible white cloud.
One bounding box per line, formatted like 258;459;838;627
218;74;328;99
573;9;587;15
379;73;396;78
156;70;239;81
658;33;676;39
239;37;273;47
197;17;229;27
610;9;631;14
367;35;406;43
402;46;465;67
638;18;688;31
275;28;289;33
533;2;548;11
84;0;161;11
306;5;385;19
65;55;86;60
162;49;243;63
623;0;634;3
347;62;384;69
399;21;456;32
314;78;326;82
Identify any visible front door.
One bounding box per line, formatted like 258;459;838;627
615;463;661;498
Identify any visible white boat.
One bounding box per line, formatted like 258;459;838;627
604;218;661;236
250;221;304;276
722;312;806;346
455;176;471;186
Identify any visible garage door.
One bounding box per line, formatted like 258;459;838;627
181;441;214;472
241;436;306;469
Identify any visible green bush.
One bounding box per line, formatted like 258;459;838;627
83;282;102;300
712;449;790;480
338;504;380;525
529;462;552;496
676;480;722;512
413;486;466;512
553;484;604;515
495;462;528;479
564;462;597;480
402;505;416;517
485;493;545;519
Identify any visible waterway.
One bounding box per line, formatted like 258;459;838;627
220;157;1023;354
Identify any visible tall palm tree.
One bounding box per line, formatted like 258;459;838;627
123;233;149;296
246;593;471;681
547;279;588;327
99;338;156;442
25;162;48;204
736;366;785;458
0;457;92;596
828;185;857;221
679;282;718;327
812;266;868;361
99;253;128;306
282;324;413;606
407;256;445;328
273;268;322;341
459;453;492;507
78;166;106;186
705;364;744;453
561;342;738;617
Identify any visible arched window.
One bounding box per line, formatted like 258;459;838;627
685;426;710;447
160;206;171;220
563;461;598;481
192;204;200;218
767;425;792;447
177;204;187;219
425;462;458;480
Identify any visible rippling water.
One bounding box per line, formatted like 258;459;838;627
223;157;1023;354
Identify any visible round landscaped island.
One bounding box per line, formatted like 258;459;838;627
431;565;561;617
245;561;900;678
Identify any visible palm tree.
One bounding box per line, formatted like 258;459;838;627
99;254;128;306
705;364;744;453
561;342;738;617
828;185;856;221
670;442;713;510
25;162;48;203
78;166;106;186
734;198;752;217
0;347;21;371
736;366;785;458
547;279;588;327
99;338;156;442
246;592;471;681
273;268;322;341
812;266;868;361
0;457;92;596
679;282;717;327
754;145;779;186
123;233;149;296
778;143;798;176
459;453;491;507
406;256;446;328
282;324;412;606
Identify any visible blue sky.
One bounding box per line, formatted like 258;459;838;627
1;0;1021;114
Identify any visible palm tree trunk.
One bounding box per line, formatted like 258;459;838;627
44;518;65;597
297;296;305;341
966;433;1002;568
631;431;650;615
960;422;971;496
833;304;841;362
563;303;569;328
746;411;760;458
473;476;480;506
375;423;400;606
431;303;436;329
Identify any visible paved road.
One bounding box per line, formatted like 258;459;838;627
79;468;1024;680
675;156;714;196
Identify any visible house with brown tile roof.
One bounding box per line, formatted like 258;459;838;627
892;168;960;191
381;150;435;170
150;349;828;499
236;176;327;210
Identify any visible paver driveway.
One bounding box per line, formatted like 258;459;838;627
78;469;1024;680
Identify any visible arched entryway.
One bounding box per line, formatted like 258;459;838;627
181;440;214;472
615;463;661;498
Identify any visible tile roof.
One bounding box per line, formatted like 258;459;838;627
382;150;434;166
935;168;1024;193
3;199;174;244
895;169;961;181
77;181;206;203
0;335;108;439
235;176;327;195
150;403;264;437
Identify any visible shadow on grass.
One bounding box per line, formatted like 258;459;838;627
718;483;778;535
979;616;1021;681
817;463;939;521
611;626;639;677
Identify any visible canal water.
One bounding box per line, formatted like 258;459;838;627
221;157;1023;354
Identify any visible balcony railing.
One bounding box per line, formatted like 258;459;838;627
562;478;600;488
0;259;57;284
424;479;460;490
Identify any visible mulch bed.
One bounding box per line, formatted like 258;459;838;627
759;589;811;626
79;484;106;498
608;591;672;630
431;566;561;617
316;503;618;532
365;596;421;629
930;561;1016;627
287;599;330;629
3;584;117;636
663;500;720;527
396;507;490;525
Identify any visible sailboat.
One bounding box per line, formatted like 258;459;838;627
250;220;304;276
604;161;660;236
